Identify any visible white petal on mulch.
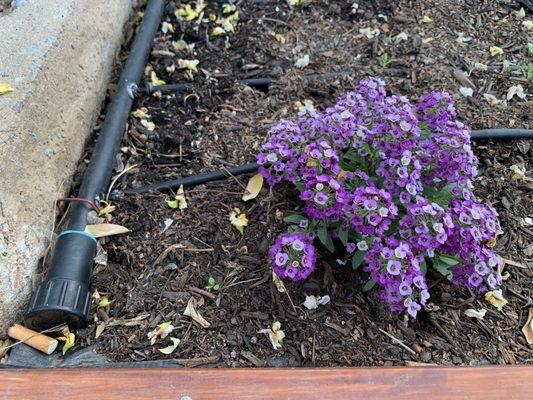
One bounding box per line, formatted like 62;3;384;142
459;86;474;97
258;321;285;350
158;337;181;354
303;295;331;310
294;54;310;68
464;308;487;320
183;297;211;328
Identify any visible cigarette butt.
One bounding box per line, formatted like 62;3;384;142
7;324;58;355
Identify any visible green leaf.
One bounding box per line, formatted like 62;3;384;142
422;184;453;208
352;251;365;269
438;254;460;266
338;230;349;246
213;284;220;291
420;260;427;275
283;215;306;224
208;277;215;286
362;279;376;292
317;225;335;252
432;258;453;281
166;199;178;209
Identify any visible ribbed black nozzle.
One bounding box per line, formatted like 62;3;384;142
24;233;96;331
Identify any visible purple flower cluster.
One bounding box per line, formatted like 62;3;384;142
260;77;502;319
269;233;317;281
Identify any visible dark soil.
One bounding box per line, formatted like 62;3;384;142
72;0;533;367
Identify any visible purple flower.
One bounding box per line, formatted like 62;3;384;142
314;192;329;205
386;260;402;275
346;242;357;253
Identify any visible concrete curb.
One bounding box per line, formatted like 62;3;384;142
0;0;133;333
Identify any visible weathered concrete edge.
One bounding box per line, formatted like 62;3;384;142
0;0;134;334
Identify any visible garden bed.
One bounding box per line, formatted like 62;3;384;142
66;0;533;367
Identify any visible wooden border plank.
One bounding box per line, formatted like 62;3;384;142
1;366;532;400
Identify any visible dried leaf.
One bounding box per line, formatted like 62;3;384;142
158;337;181;354
522;308;533;344
359;27;380;39
242;173;264;201
95;323;106;339
272;271;286;293
0;83;14;95
464;308;487;320
85;223;129;238
483;93;501;106
485;289;508;311
183;297;211;328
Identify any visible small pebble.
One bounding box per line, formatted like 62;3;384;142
267;358;289;368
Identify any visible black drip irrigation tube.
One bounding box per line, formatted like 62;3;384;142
124;128;533;194
142;71;355;94
23;0;165;331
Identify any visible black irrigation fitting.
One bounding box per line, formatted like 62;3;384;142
142;71;355;95
469;129;533;140
24;0;165;331
124;162;265;194
125;128;533;194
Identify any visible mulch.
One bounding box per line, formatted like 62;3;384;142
70;0;533;367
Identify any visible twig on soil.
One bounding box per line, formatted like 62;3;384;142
429;315;463;355
171;355;220;368
378;328;416;355
105;164;138;201
223;277;262;290
221;166;247;190
188;285;217;300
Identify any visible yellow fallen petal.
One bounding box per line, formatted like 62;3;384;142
131;107;149;118
97;297;112;308
223;3;236;13
275;33;286;43
178;59;199;72
161;22;174;33
151;71;166;86
212;27;226;36
0;83;14;95
140;119;156;131
421;15;433;23
176;184;187;210
229;208;248;234
242;173;263;202
485;289;508;311
489;46;503;56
